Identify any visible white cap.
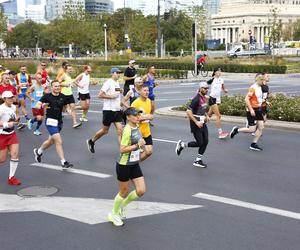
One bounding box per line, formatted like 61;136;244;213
129;59;136;64
1;91;14;98
199;81;209;89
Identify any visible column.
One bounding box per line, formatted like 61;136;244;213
232;27;236;43
257;26;261;46
225;28;228;45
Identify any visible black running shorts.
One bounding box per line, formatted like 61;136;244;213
116;162;143;182
246;108;264;126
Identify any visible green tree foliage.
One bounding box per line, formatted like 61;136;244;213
292;19;300;40
269;7;282;44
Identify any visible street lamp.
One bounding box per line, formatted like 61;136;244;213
104;23;108;61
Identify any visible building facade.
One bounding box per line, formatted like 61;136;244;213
211;0;300;46
85;0;113;15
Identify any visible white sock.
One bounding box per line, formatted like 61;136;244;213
9;159;19;178
196;155;202;161
61;159;66;165
218;128;222;133
38;147;44;155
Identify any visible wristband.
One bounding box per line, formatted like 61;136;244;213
3;121;9;129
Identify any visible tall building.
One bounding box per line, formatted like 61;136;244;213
45;0;85;21
85;0;114;15
211;0;300;46
203;0;221;40
2;0;24;25
25;0;46;23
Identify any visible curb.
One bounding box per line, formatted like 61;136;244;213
155;106;300;132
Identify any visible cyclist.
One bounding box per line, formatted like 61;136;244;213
197;54;207;75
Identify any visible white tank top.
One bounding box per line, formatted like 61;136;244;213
78;73;90;94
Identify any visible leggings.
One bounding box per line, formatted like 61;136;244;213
187;125;209;155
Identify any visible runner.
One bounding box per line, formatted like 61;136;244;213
230;73;265;151
56;61;68;81
131;84;153;161
57;65;81;128
8;71;17;88
36;61;50;93
26;73;46;135
123;59;137;96
175;82;210;168
33;80;73;168
86;68;123;153
108;107;146;227
261;72;270;122
15;65;32;123
74;65;93;122
207;68;229;139
0;91;22;185
121;76;144;108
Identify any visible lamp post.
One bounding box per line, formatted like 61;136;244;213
104;23;108;61
157;0;161;58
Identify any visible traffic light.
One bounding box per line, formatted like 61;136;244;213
164;12;170;20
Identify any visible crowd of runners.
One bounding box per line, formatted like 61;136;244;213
0;60;270;227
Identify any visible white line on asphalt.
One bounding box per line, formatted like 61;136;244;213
31;163;111;178
153;138;178;144
193;192;300;221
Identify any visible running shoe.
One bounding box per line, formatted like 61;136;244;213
193;159;207;168
107;212;124;227
79;117;88;122
86;139;95;153
33;148;42;163
175;140;184;156
72;122;82;128
218;131;229;139
33;130;42;136
249;143;263;151
27;119;33;130
7;176;21;185
17;123;26;130
62;161;73;169
230;126;239;139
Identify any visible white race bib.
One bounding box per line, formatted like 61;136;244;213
36;91;43;97
129;149;140;162
199;116;205;122
46;118;58;126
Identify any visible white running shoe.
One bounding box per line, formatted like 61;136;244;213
108;212;124;227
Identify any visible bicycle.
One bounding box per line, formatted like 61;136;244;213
191;64;208;77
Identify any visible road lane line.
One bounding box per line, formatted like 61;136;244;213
153;138;178;144
193;192;300;221
31;163;111;178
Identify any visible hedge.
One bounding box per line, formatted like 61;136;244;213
174;94;300;122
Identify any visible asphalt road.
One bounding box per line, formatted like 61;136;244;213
0;102;299;249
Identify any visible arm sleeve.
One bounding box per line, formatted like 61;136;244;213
101;81;110;94
247;88;255;97
39;94;47;103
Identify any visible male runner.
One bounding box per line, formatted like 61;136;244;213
86;68;123;153
0;91;22;185
131;84;153;161
176;82;210;168
33;80;73;168
230;73;265;151
123;59;137;96
37;61;50;92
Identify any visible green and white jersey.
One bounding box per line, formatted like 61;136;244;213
118;124;142;166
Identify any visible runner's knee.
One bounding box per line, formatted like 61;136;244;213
136;186;146;197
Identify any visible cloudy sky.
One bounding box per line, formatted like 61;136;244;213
113;0;124;10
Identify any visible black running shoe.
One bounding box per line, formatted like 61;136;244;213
86;139;95;153
175;140;184;156
193;159;207;168
230;126;239;139
62;161;73;169
249;143;263;151
33;148;42;163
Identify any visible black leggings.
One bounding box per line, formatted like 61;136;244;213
187;125;209;155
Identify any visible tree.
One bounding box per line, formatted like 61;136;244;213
292;19;300;40
269;7;282;45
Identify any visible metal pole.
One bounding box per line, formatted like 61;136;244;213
157;0;161;58
194;21;197;74
104;24;108;61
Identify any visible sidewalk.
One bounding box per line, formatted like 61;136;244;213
155;106;300;132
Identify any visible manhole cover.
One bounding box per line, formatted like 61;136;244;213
17;185;59;197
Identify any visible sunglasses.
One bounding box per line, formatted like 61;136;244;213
41;65;46;66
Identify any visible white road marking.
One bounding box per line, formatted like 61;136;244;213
0;194;202;225
193;192;300;221
153;138;178;144
31;163;111;179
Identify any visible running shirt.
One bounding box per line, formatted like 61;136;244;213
129;88;140;105
30;84;45;109
61;74;73;96
118;124;142;166
247;83;263;109
124;67;136;89
16;73;32;94
78;73;90;94
261;84;269;106
131;98;152;138
0;103;17;135
209;77;224;104
101;78;121;111
40;69;49;85
0;84;17;97
188;94;208;132
144;74;155;99
9;79;17;88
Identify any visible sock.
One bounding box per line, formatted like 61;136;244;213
37;147;44;155
112;193;125;214
36;120;42;130
60;159;66;165
25;115;30;121
122;190;139;207
218;128;222;133
196;154;202;161
9;159;19;178
31;117;38;124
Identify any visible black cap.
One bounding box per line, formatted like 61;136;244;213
124;107;142;116
8;70;16;75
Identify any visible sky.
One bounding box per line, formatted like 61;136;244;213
113;0;123;10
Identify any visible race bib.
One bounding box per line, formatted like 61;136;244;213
46;118;58;126
36;91;43;97
129;149;140;162
21;83;28;88
200;116;206;122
